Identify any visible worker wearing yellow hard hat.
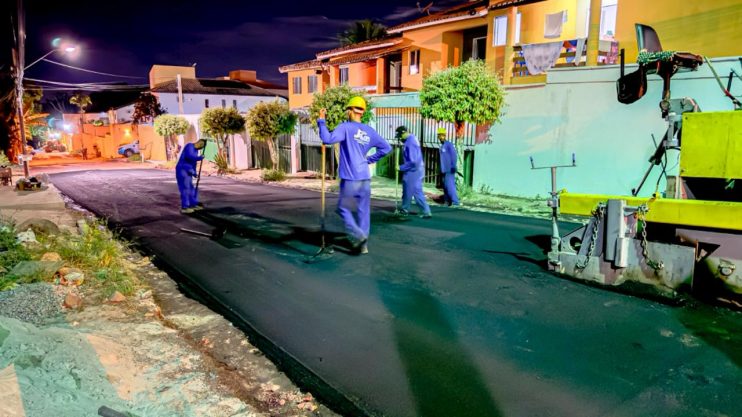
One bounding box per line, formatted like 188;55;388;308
317;96;391;254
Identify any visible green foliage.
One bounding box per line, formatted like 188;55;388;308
127;154;142;162
246;101;296;171
246;101;295;141
309;85;373;131
0;222;31;287
338;20;387;46
200;107;246;173
420;60;505;136
132;92;165;125
261;169;286;182
213;152;230;175
153;114;189;137
199;107;246;140
154;115;190;161
69;94;92;113
34;219;139;296
0;152;10;167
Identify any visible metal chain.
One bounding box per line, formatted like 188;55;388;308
576;205;604;270
637;204;665;271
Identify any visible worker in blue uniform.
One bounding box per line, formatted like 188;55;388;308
438;128;460;206
317;97;391;254
176;139;206;214
397;126;432;218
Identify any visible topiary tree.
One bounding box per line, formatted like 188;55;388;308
420;60;505;139
420;60;505;187
246;100;297;172
154;115;190;161
199;107;246;175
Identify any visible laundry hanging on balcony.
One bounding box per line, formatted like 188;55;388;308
521;41;563;75
544;10;565;38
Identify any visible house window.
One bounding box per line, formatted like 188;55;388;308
493;13;522;46
204;99;209;108
221;99;226;108
292;76;302;94
600;0;618;39
233;99;237;108
339;67;349;85
409;50;420;75
308;75;318;93
472;37;487;60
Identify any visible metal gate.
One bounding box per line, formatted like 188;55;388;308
251;134;291;172
374;107;476;186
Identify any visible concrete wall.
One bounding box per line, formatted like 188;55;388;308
153;93;285;115
473;56;742;198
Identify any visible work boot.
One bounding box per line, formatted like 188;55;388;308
348;234;367;251
397;209;409;216
420;213;432;219
180;208;195;214
360;243;369;254
191;205;204;211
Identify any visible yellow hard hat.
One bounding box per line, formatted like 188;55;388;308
437;127;447;135
346;96;367;111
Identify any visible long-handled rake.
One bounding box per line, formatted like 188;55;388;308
306;144;335;262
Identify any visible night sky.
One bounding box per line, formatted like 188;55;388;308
20;0;462;87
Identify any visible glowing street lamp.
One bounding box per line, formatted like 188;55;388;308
25;40;78;70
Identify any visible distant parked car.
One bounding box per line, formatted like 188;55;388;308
118;140;140;157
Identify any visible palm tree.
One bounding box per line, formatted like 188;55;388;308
338;20;388;46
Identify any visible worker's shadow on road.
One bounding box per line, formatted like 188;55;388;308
482;234;551;268
378;281;504;417
192;207;353;255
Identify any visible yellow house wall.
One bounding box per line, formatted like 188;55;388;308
614;0;742;62
286;68;322;109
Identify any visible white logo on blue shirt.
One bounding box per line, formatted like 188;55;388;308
353;129;370;145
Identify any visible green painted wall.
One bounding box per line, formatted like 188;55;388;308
475;57;742;198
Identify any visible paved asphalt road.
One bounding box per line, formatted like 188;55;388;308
51;169;741;417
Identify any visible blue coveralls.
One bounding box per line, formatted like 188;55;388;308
439;140;460;206
175;143;204;209
399;134;431;215
318;119;391;242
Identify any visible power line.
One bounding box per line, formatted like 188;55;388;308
42;58;144;79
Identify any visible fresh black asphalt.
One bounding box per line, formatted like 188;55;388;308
51;169;742;417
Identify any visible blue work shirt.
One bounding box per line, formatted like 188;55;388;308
318;119;391;181
439;140;457;173
176;143;204;176
399;134;424;177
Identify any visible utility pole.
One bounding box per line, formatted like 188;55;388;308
13;0;27;167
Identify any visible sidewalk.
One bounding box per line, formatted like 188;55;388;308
0;180;336;416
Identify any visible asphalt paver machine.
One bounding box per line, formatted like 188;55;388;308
548;24;742;305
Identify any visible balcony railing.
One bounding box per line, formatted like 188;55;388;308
512;39;619;78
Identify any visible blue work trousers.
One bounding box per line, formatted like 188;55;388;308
337;179;371;240
176;169;199;209
401;172;431;215
442;172;459;205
